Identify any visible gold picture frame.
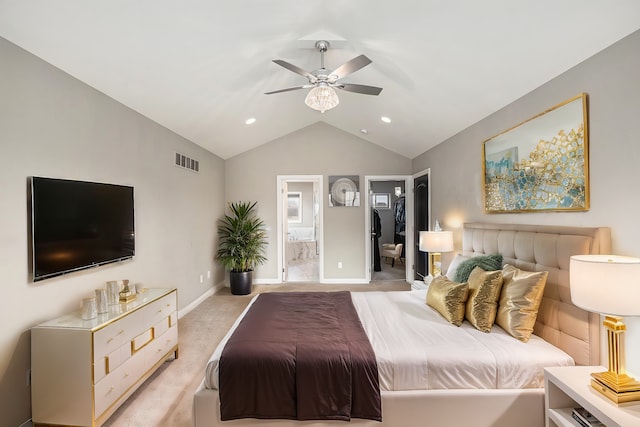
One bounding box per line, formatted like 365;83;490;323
482;93;589;213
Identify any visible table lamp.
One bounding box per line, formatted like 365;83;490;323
570;254;640;404
419;221;453;277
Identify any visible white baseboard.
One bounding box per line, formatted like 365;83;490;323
177;282;223;318
253;278;370;285
253;278;281;285
211;280;226;294
321;278;369;284
174;275;372;316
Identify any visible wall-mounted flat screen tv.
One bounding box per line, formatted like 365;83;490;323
30;177;135;282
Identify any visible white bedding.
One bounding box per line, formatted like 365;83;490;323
204;290;574;392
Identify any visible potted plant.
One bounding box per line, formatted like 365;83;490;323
216;201;268;295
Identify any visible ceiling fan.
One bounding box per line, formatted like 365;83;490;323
265;40;383;113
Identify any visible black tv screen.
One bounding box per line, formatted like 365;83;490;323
30;177;135;281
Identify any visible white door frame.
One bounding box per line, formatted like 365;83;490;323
276;175;324;283
364;175;413;283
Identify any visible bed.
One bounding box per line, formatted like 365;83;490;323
193;222;611;427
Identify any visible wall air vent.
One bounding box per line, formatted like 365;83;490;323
175;152;199;173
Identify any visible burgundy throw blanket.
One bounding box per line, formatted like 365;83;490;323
219;291;381;422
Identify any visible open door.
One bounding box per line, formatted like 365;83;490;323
277;175;323;283
364;175;412;283
413;171;430;281
281;181;289;282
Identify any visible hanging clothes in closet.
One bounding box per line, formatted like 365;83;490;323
393;195;406;257
372;209;382;271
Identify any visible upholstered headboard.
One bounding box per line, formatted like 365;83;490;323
461;223;611;366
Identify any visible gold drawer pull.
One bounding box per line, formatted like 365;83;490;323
131;328;155;354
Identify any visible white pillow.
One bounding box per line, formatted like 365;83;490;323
446;254;470;281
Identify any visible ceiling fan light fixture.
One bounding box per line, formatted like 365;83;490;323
304;85;339;113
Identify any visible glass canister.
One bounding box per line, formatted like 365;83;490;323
95;288;108;313
106;281;120;305
81;297;97;320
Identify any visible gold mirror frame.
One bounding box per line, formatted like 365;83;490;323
482;93;589;213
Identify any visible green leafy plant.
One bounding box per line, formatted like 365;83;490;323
216;201;268;272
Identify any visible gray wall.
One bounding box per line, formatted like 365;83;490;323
413;30;640;376
225;122;412;281
0;37;226;426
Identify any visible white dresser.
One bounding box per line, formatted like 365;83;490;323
32;288;179;427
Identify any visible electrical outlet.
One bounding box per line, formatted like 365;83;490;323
337;261;343;269
199;274;203;283
207;270;211;279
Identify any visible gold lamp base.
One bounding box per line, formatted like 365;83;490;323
429;252;442;277
591;315;640;404
591;372;640;404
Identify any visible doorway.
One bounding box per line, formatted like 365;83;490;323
413;170;430;282
364;176;412;283
277;175;323;283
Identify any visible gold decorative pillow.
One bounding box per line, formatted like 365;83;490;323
496;264;548;342
465;267;504;332
426;276;470;326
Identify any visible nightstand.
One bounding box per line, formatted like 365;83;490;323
545;366;640;427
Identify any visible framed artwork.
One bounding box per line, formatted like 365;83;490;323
328;175;360;207
482;93;589;213
373;193;391;209
287;192;302;223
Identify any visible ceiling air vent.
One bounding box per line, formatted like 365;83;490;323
175;152;199;173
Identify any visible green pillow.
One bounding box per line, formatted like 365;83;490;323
454;254;503;283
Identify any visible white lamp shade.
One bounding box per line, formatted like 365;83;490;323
419;231;454;253
570;254;640;316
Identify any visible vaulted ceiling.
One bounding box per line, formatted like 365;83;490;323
1;1;639;159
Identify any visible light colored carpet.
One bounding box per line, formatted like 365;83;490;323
103;281;411;427
371;258;406;282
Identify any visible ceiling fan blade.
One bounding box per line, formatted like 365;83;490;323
272;60;316;82
264;86;307;95
330;55;372;80
336;83;383;96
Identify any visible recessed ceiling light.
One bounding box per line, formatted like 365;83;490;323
381;116;392;124
360;129;368;134
245;117;256;125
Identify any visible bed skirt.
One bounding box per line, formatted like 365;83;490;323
193;380;544;427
